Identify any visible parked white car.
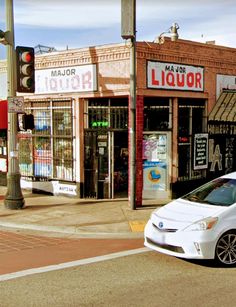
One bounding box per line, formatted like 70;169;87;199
144;172;236;265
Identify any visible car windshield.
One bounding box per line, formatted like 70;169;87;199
182;178;236;207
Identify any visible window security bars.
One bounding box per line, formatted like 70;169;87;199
178;102;206;181
18;99;75;181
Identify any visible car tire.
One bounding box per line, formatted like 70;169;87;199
215;231;236;266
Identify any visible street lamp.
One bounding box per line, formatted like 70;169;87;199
154;23;180;44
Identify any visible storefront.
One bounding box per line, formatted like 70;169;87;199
208;90;236;179
142;59;207;200
19;98;76;194
1;39;236;204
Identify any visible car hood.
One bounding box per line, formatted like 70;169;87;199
151;198;227;231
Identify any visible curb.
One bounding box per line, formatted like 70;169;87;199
0;221;145;239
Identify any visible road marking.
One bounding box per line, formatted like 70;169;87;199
129;220;147;232
0;247;150;282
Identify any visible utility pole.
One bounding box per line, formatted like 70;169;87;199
129;9;136;210
4;0;25;209
121;0;136;209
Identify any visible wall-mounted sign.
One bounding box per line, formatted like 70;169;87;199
216;74;236;99
194;133;208;170
92;121;109;128
54;182;77;196
147;61;204;92
8;96;24;113
35;64;97;94
209;123;236;135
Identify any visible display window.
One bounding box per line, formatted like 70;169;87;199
19;135;33;176
53;138;73;181
144;98;170;131
34;137;51;177
19;99;75;181
178;99;206;181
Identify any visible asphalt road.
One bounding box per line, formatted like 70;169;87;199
0;240;236;307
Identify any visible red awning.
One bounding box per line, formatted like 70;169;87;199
0;100;7;129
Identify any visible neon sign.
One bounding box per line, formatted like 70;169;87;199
92;121;109;127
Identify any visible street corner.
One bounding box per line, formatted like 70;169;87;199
129;220;147;232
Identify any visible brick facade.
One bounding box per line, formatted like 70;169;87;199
1;39;236;202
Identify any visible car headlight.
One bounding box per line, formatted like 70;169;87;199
183;217;218;231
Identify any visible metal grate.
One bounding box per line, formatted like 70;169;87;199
86;99;128;130
178;101;206;181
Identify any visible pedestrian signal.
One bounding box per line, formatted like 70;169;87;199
22;113;35;130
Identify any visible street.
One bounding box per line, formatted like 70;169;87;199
0;230;236;306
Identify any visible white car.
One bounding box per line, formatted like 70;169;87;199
144;172;236;266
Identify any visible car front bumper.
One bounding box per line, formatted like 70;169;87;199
144;219;216;260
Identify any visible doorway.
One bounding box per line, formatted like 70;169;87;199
113;131;128;198
84;130;128;198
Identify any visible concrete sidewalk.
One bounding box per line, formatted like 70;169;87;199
0;186;165;238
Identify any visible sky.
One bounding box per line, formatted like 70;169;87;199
1;0;236;60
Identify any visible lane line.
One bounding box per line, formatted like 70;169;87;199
0;247;150;282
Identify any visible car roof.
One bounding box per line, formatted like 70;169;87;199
221;172;236;180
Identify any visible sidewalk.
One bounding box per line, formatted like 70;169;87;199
0;186;165;238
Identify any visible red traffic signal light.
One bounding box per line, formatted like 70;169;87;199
16;46;35;93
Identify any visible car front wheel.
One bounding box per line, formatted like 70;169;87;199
215;232;236;265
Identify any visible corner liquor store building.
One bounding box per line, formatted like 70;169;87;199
2;39;236;205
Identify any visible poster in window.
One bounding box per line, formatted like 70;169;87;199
143;134;167;161
194;133;208;170
143;161;167;191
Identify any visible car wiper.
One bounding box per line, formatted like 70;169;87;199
184;195;201;202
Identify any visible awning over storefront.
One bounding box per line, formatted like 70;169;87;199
0;100;7;129
209;90;236;122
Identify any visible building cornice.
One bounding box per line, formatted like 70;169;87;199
137;40;236;71
36;43;130;69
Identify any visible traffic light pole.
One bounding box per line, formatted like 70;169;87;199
4;0;25;209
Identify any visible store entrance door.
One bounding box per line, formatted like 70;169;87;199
113;131;128;198
143;132;171;200
84;130;128;199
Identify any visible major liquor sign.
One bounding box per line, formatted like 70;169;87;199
35;64;97;94
147;61;204;91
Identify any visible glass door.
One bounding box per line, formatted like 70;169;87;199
113;131;128;198
84;131;98;198
84;130;128;199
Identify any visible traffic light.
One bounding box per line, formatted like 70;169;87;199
22;113;35;130
16;46;35;93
